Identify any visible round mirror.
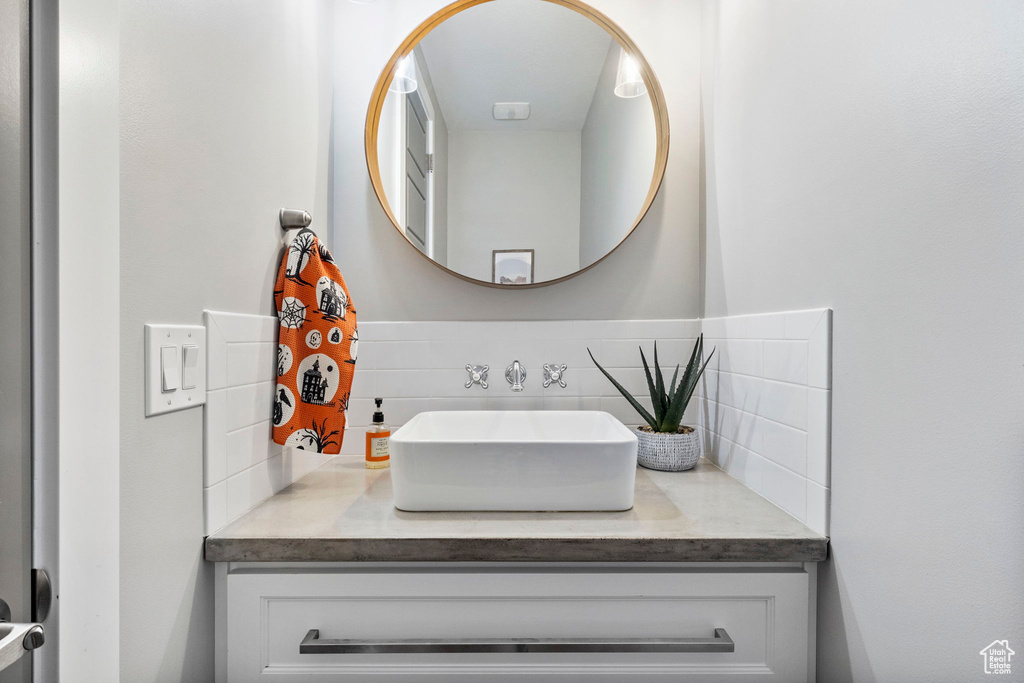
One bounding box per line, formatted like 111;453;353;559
366;0;669;287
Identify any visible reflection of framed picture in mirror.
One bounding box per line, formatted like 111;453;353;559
492;249;535;285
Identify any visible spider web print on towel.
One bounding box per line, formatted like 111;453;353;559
273;228;357;454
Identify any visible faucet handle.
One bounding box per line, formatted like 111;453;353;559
465;364;489;389
543;363;568;389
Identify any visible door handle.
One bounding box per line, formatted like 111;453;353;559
300;627;734;654
0;599;44;673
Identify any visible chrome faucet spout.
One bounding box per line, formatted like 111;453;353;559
506;360;526;391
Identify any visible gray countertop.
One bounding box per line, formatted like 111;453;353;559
205;457;827;563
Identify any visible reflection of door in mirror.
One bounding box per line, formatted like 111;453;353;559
405;93;428;253
377;48;449;266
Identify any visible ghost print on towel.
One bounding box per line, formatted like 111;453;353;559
273;229;356;454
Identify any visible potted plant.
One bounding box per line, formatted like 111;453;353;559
588;335;715;471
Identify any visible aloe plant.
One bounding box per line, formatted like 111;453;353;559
588;335;715;433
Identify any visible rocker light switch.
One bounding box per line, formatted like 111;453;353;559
160;346;179;391
181;345;199;389
145;324;207;416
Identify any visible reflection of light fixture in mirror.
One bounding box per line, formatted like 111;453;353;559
614;48;647;98
389;55;418;94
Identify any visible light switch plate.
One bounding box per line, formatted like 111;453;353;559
145;324;206;416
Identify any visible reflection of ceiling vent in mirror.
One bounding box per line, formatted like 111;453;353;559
492;102;531;121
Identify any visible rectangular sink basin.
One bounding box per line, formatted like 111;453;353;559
390;411;638;511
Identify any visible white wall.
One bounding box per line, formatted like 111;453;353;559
701;1;1024;680
118;2;334;680
58;0;121;677
334;0;701;319
579;40;658;268
447;130;581;282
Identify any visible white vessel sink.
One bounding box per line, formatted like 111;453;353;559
390;411;638;511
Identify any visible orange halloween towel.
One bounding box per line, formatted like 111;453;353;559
272;229;357;454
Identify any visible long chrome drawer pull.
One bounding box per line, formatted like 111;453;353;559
300;628;734;654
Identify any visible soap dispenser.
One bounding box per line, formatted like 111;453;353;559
365;397;390;469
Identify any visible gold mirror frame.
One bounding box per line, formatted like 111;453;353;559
365;0;670;289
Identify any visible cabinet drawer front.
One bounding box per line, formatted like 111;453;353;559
225;569;810;682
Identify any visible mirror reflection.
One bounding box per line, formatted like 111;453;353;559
371;0;665;286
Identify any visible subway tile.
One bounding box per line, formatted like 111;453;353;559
763;340;808;385
429;397;489;412
709;436;764;493
717;339;763;377
225;381;275;435
432;368;497;397
784;309;825;340
204;390;227;486
628;319;701;340
745;313;785;340
225;467;252;522
349;369;376;398
339;427;364;456
537;339;592;368
460;321;516;340
430;340;488;371
761;380;808;430
723;316;748;339
373;341;433;369
594;340;644;369
352;341;375;370
681;399;700;427
209;311;277;343
700;317;726;338
572;320;632;339
599;395;654;427
706;371;764;414
203;483;227;536
760;458;807;521
204;311;228;391
346;398;375;427
697;396;720;436
716;404;762;454
808;310;832;389
515;320;574;339
358;321;459;341
807;388;831;486
226;342;276;387
575;367;612;396
375;370;432;398
225;420;278;479
806;482;830;536
760;418;807;476
543;395;601;411
244;457;277;510
487;396;545;411
285;449;330;484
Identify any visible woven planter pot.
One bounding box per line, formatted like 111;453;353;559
634;426;701;471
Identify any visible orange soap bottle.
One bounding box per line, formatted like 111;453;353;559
365;397;390;469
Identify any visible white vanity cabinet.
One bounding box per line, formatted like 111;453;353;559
215;562;817;682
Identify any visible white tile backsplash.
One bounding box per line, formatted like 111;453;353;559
699;308;832;535
202;310;330;536
202;311;831;538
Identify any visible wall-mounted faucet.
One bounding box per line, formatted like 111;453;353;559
505;360;526;391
